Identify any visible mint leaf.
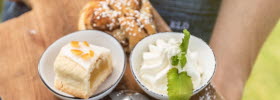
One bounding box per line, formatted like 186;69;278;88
171;52;186;68
179;52;187;68
180;29;190;52
170;29;190;68
171;55;179;66
168;29;193;100
167;68;193;100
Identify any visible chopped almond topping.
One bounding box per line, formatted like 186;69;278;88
81;53;91;60
71;49;83;56
83;41;89;47
89;50;94;57
69;41;94;60
71;41;80;48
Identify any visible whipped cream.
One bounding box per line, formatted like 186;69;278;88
61;42;110;70
139;39;206;95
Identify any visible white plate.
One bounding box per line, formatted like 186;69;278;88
38;30;126;100
130;32;216;99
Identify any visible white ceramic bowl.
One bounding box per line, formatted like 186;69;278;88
38;30;126;100
130;32;216;100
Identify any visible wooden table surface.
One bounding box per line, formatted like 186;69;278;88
0;0;222;100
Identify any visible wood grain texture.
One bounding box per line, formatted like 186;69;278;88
0;0;220;100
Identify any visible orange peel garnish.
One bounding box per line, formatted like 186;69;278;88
71;41;80;48
71;49;83;56
89;50;94;57
83;41;89;47
81;53;91;60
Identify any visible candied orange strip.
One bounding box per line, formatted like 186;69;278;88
81;53;91;60
83;41;89;47
71;49;83;56
71;41;80;48
89;50;94;57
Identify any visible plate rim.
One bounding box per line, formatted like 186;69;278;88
129;32;217;98
38;30;127;99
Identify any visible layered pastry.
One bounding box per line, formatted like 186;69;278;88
78;0;157;52
54;41;113;98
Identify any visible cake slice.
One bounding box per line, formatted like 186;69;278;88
54;41;113;99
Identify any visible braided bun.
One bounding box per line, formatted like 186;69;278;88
79;0;157;52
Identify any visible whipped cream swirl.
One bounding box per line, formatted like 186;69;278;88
140;39;205;95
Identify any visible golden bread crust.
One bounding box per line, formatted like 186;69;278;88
78;0;157;52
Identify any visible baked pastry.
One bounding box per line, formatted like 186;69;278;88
54;41;113;99
79;0;157;52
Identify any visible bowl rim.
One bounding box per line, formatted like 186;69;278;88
38;30;127;99
129;32;217;98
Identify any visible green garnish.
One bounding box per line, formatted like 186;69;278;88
171;55;179;65
167;68;193;100
180;29;191;52
179;52;187;67
168;29;193;100
171;29;190;68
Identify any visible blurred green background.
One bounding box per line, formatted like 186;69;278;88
242;21;280;100
0;0;279;99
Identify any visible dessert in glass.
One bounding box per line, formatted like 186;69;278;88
130;30;216;99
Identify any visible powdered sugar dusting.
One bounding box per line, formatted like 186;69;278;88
90;0;154;35
198;85;219;100
85;0;157;50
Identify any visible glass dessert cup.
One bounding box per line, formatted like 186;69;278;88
130;32;216;100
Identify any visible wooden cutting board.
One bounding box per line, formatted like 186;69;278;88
0;0;222;100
